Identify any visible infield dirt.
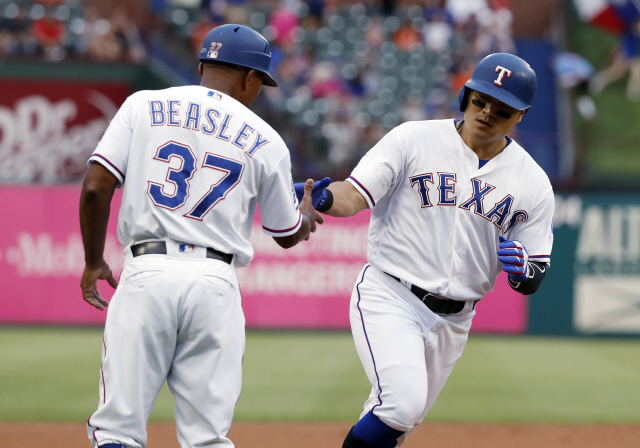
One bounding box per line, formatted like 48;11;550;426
1;422;639;448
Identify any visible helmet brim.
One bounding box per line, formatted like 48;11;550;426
198;57;279;87
465;79;530;111
261;72;278;87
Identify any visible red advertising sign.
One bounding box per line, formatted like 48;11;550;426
0;186;527;333
0;79;130;182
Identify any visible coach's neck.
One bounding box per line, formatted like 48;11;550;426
198;61;262;108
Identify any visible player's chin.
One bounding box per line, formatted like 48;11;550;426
468;125;498;141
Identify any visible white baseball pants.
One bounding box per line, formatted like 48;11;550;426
88;247;244;448
350;264;475;447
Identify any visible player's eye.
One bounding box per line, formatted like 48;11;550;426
473;98;513;119
471;98;486;109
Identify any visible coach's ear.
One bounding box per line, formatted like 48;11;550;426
198;62;204;78
242;69;258;89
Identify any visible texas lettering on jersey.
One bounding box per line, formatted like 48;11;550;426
409;173;527;234
148;99;270;157
346;119;553;301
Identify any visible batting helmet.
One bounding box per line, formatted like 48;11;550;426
459;53;537;112
199;24;278;87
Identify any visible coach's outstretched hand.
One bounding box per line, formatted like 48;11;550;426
80;259;118;311
299;179;325;239
497;236;529;282
294;177;331;210
274;179;325;249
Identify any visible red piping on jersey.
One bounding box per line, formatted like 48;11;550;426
92;154;125;180
262;212;302;233
348;176;375;206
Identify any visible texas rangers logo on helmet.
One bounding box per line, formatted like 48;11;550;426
208;42;222;59
494;66;512;87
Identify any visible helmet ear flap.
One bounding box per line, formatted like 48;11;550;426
459;85;469;112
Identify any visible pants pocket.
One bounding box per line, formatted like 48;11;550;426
124;270;164;284
203;274;236;294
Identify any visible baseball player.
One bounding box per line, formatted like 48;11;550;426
297;53;553;448
79;24;323;448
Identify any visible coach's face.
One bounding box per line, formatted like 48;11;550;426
464;90;525;142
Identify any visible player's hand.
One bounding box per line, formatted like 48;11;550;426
299;179;325;239
80;259;119;311
497;236;529;282
294;177;331;210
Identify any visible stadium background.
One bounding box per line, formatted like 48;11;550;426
1;0;639;447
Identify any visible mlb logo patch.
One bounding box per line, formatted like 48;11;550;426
179;244;195;253
207;91;222;100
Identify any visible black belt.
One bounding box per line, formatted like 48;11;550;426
130;241;233;265
387;274;478;314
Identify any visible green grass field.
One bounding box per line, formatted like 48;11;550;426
1;327;639;423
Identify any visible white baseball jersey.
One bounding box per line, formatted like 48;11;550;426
346;119;554;447
347;119;554;301
89;86;301;267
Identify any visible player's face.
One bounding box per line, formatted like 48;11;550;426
463;91;524;142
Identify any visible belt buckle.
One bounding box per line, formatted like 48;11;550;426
421;292;441;303
421;292;442;303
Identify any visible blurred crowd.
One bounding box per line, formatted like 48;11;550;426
185;0;517;177
0;0;517;179
0;0;145;62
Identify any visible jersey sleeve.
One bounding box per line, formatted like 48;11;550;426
509;189;554;266
87;95;135;186
347;127;403;208
258;153;302;237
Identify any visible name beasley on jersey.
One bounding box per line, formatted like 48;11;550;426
148;100;269;157
410;173;527;234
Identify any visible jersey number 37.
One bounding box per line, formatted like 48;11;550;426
148;141;244;221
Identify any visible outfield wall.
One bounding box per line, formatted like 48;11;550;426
531;193;640;336
0;186;525;333
1;187;638;336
